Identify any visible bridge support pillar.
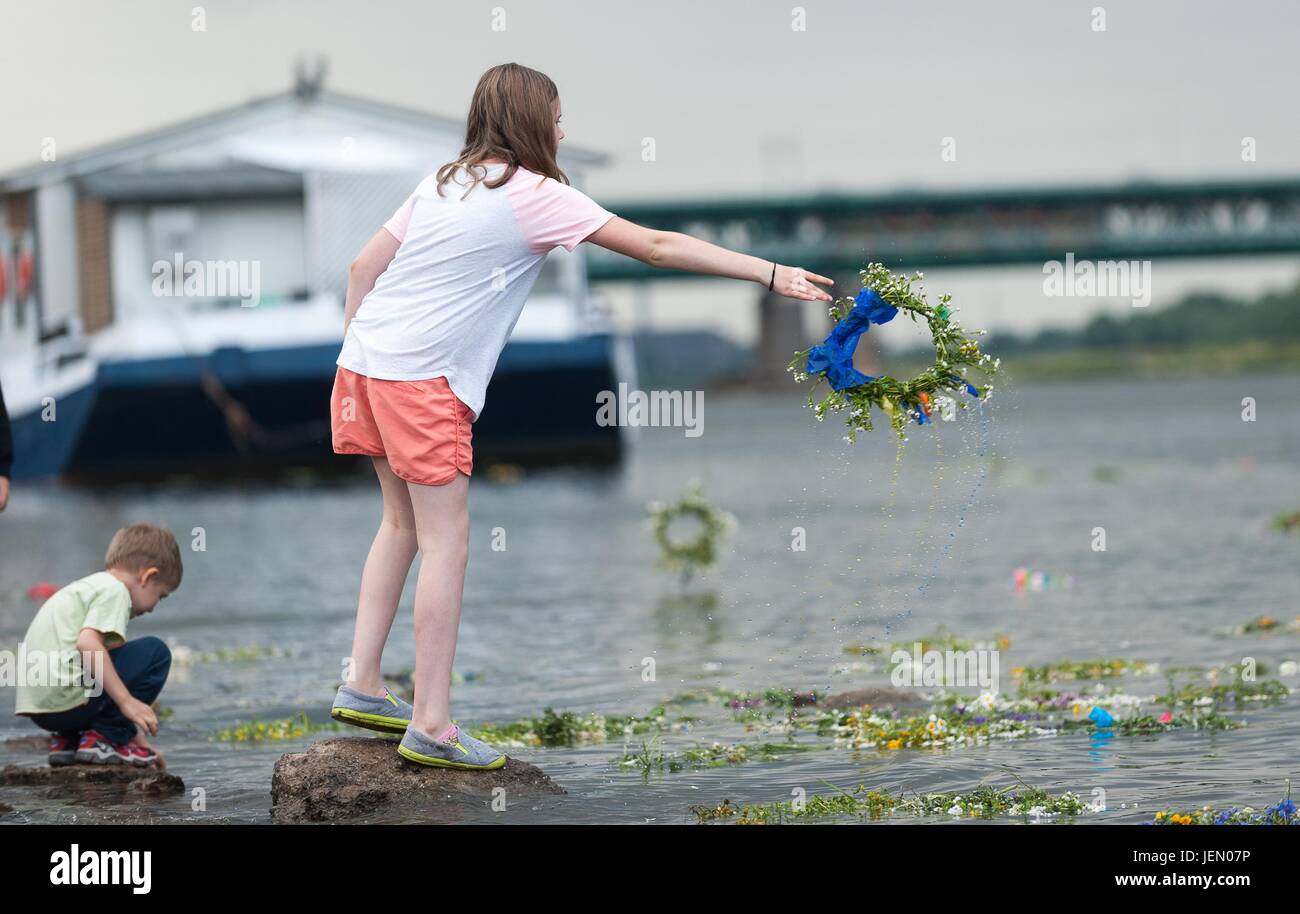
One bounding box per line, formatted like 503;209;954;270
751;290;806;389
751;275;879;389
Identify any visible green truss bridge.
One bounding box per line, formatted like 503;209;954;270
590;176;1300;281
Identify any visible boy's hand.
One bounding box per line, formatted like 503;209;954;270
130;734;166;769
124;698;159;736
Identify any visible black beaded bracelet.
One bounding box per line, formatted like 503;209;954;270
768;262;777;291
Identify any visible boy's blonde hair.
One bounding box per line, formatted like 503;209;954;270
104;523;183;588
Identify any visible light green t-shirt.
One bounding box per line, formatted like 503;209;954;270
14;571;132;715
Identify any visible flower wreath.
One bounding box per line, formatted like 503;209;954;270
788;263;998;440
647;485;736;577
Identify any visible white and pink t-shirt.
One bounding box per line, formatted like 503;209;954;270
336;162;615;420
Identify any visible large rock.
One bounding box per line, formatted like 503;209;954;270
271;736;564;823
0;763;184;796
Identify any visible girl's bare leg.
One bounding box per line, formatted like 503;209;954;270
405;472;470;738
345;457;418;696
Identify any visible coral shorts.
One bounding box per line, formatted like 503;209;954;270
330;367;474;486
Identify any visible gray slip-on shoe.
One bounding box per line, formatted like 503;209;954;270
331;684;413;734
397;722;505;770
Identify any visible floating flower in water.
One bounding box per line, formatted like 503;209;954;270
472;707;667;748
1227;615;1300;636
693;783;1091;825
1014;657;1152;683
27;581;59;601
1013;567;1078;592
617;738;827;773
1150;789;1299;826
212;711;339;743
1271;510;1300;533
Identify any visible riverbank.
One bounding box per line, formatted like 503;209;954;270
875;338;1300;385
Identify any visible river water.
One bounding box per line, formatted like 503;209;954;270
1;374;1297;823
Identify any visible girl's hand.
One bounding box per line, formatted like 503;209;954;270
773;265;834;302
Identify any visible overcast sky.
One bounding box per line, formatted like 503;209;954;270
4;0;1299;341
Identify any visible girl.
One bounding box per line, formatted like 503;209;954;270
329;62;833;770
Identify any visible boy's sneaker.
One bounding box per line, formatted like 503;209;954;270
330;685;413;735
123;743;159;767
48;734;79;767
74;730;131;765
397;723;505;771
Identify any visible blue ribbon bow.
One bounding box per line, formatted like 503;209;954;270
804;288;898;391
949;375;981;398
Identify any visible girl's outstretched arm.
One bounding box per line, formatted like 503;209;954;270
343;229;402;331
586;216;833;302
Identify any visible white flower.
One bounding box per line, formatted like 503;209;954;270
947;803;963;816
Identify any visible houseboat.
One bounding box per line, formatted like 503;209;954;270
0;79;630;481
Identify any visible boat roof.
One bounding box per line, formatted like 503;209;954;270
0;87;609;195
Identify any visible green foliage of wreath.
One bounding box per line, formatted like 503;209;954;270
788;263;1000;441
647;486;736;576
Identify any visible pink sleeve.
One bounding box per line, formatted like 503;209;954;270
382;191;417;242
509;176;615;254
383;176;435;242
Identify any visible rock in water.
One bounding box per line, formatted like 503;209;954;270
816;688;928;711
271;736;564;823
0;764;184;796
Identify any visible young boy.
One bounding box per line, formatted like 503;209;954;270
14;523;181;767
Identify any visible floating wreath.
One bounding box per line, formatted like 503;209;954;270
647;485;736;580
1272;510;1300;533
788;263;999;441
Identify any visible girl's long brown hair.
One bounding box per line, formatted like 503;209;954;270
436;63;569;199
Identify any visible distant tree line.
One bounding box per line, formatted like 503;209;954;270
987;278;1300;353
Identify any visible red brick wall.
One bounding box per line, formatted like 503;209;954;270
76;196;112;333
4;191;32;231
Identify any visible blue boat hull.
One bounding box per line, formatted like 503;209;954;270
10;336;623;482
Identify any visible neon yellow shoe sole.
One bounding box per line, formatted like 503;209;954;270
330;707;409;735
397;743;507;771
